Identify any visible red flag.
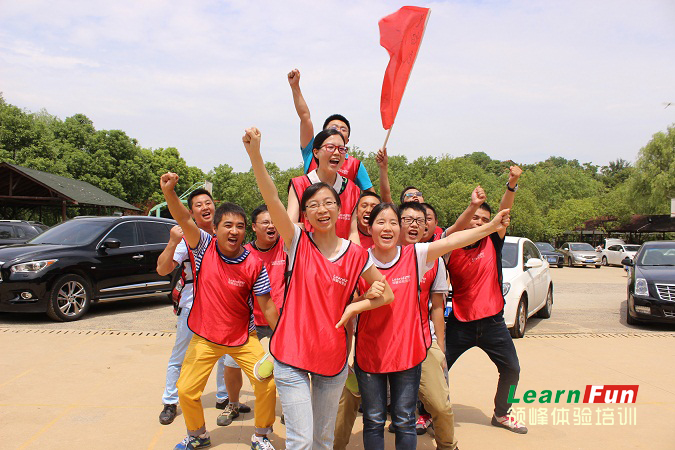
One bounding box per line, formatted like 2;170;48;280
379;6;430;130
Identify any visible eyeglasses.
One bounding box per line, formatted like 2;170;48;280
401;216;425;226
404;192;423;198
255;221;273;227
320;144;348;154
305;200;338;211
328;124;349;134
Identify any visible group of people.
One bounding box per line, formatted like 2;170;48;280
156;69;527;450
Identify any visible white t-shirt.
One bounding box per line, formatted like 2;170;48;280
427;257;449;341
173;240;194;309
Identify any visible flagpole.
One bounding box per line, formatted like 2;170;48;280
382;126;393;149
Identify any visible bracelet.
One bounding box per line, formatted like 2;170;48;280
506;181;518;192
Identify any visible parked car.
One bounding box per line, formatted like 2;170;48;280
0;220;49;247
501;236;554;338
559;242;601;268
601;243;641;266
624;241;675;325
535;242;564;268
0;215;177;321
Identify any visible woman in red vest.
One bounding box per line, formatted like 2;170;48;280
243;127;394;450
354;202;510;449
287;128;361;241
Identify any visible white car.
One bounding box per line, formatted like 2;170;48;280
501;236;554;338
601;243;641;266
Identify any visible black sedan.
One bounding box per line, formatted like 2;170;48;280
0;215;177;321
625;241;675;325
535;242;564;268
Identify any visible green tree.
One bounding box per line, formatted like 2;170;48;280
629;125;675;214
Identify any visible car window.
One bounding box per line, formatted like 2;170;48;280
570;243;595;251
30;220;110;245
139;221;171;245
639;247;675;266
536;243;555;252
24;226;41;237
105;222;140;247
14;226;26;239
502;242;518;268
608;245;619;251
625;245;640;252
522;242;538;264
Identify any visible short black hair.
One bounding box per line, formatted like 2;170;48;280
187;188;213;210
399;201;427;217
359;191;382;202
323;114;351;138
300;182;341;212
312;128;347;168
479;202;492;215
251;204;268;224
420;202;437;221
214;202;247;227
368;202;400;228
399;186;421;204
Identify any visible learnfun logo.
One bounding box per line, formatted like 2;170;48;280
332;275;348;286
338;213;351;221
509;385;638;404
271;260;285;266
227;278;246;287
470;252;485;263
391;275;411;285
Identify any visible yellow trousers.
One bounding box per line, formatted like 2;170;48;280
177;333;276;435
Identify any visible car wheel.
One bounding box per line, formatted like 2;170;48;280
595;265;601;269
510;296;527;338
537;286;553;319
626;301;640;326
46;274;92;322
557;263;564;268
567;257;574;267
602;256;608;266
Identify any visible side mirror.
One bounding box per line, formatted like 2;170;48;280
621;257;633;266
101;238;121;249
525;258;543;269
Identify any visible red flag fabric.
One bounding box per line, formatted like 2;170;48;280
379;6;430;130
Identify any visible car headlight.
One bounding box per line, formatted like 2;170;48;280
575;255;584;260
635;278;649;296
10;259;58;273
502;282;511;296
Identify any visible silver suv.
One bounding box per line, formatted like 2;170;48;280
559;242;601;268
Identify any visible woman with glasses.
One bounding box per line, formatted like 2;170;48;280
242;126;395;450
353;202;511;450
287;128;361;240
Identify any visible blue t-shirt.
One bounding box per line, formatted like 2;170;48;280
301;138;373;190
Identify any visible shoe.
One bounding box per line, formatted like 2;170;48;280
254;352;274;381
216;399;250;413
251;434;275;450
387;422;396;433
416;413;432;435
280;413;285;425
174;433;211;450
159;404;177;425
217;403;240;426
492;414;528;434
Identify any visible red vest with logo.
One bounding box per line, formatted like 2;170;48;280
289;175;361;240
433;226;443;241
270;231;369;376
358;228;374;249
355;245;428;373
307;155;361;183
188;240;263;346
244;239;286;326
447;237;504;321
419;257;440;347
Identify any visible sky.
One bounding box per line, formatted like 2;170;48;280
1;0;674;174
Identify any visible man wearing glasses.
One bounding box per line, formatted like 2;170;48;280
288;68;374;192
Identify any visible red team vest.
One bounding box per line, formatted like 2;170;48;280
188;239;264;346
355;245;429;373
419;257;440;347
289;174;361;240
244;239;286;327
358;228;374;249
433;226;443;241
307;155;362;182
447;236;504;322
270;231;369;376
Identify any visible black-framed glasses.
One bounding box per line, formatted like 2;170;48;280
320;144;348;154
401;216;425;226
404;191;423;198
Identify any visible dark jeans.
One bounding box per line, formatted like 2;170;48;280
355;363;422;450
445;311;520;417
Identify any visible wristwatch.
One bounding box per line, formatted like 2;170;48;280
506;181;518;192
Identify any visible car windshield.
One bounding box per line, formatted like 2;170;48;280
28;220;110;245
637;244;675;266
536;243;555;252
502;242;518;268
570;243;595;251
624;245;641;252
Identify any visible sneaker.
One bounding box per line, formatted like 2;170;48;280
251;434;275;450
280;413;285;425
416;414;432;435
174;433;211;450
159;404;177;425
217;403;240;426
216;399;251;413
254;352;274;381
491;414;528;434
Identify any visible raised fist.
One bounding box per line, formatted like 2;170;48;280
471;185;486;206
242;127;262;153
508;165;522;185
376;147;388;168
287;69;300;87
160;172;179;192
